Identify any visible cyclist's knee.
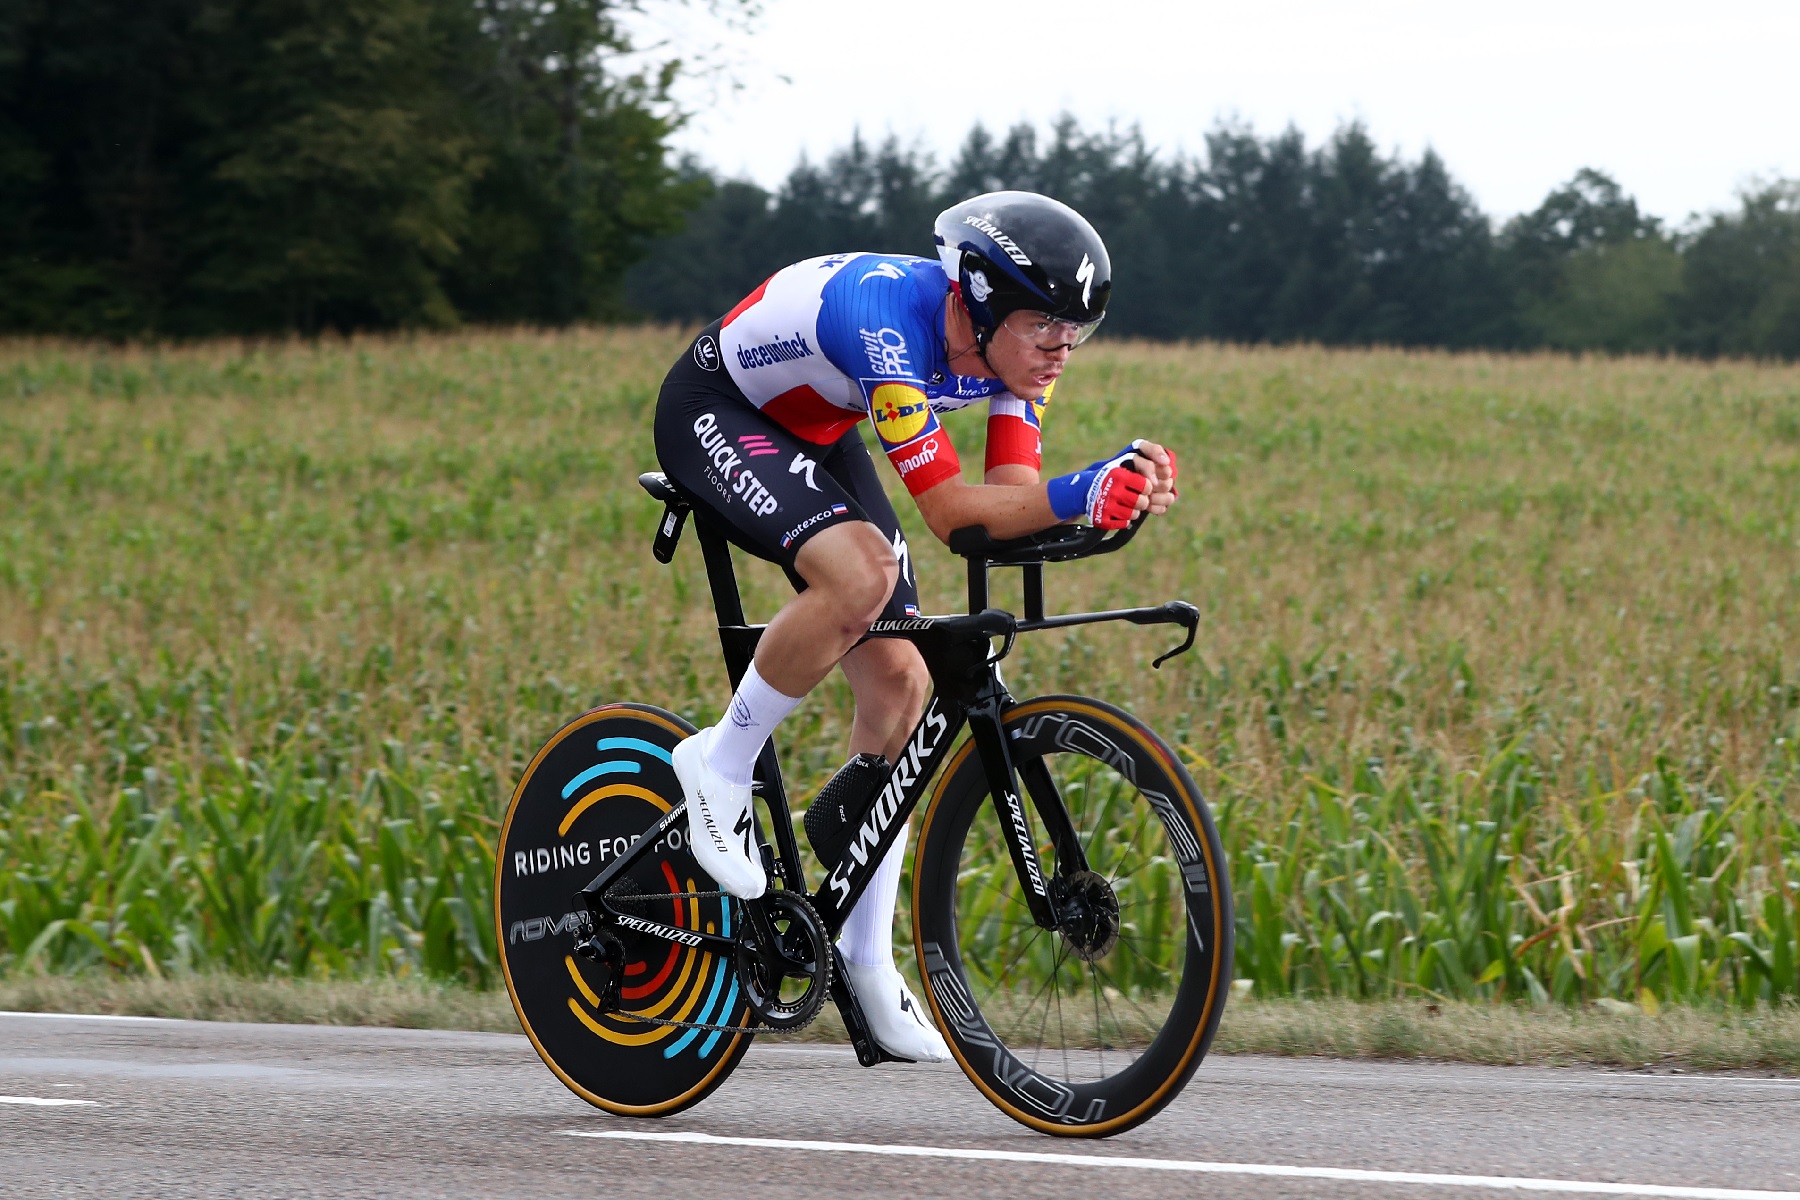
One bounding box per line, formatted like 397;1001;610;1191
796;523;899;627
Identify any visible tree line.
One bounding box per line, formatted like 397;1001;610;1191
629;119;1800;360
4;1;1796;356
0;0;717;334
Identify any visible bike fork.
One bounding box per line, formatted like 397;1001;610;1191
966;702;1094;932
965;701;1061;930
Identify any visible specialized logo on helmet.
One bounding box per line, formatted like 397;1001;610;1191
962;215;1032;266
871;383;931;446
967;269;993;303
1076;254;1097;307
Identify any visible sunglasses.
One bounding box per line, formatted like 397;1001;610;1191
1001;310;1104;352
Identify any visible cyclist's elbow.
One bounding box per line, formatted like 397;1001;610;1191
912;479;969;545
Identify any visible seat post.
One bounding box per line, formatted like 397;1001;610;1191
690;519;763;690
695;521;746;628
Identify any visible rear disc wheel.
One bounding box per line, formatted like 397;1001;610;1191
497;703;754;1117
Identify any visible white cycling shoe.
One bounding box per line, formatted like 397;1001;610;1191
673;731;766;900
840;955;952;1064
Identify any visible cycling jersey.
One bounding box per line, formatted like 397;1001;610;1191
707;254;1048;495
653;321;922;621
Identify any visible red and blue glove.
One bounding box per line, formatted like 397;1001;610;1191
1047;445;1151;529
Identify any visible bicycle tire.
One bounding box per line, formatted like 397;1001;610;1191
496;702;754;1117
912;695;1233;1137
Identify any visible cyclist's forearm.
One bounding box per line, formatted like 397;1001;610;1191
913;477;1060;544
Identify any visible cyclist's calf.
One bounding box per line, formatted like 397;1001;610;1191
841;639;930;763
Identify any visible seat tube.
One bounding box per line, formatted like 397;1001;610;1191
966;700;1058;929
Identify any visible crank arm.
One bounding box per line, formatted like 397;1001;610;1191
737;893;792;976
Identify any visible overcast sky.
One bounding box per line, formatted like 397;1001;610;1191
626;0;1800;224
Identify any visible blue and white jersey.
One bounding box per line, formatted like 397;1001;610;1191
717;253;1047;494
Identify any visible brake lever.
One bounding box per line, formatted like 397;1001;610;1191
1151;601;1200;669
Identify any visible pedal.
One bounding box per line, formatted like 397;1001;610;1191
830;944;906;1067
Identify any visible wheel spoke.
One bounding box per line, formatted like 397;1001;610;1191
1088;950;1176;1036
1101;813;1161;889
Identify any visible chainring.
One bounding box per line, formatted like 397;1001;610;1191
733;890;832;1032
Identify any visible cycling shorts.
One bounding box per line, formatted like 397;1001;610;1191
653;323;922;621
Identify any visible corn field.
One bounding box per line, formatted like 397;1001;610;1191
3;330;1798;1004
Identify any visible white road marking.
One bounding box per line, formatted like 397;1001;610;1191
0;1096;100;1107
0;1010;170;1023
564;1130;1800;1199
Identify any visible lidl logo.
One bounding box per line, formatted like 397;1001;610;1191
871;383;932;446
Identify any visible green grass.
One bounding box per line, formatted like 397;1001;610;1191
6;973;1797;1075
2;330;1799;1010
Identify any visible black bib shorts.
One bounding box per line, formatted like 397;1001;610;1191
652;323;922;620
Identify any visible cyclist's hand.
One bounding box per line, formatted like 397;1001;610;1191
1047;448;1151;529
1086;454;1150;528
1133;440;1179;514
1092;439;1179;517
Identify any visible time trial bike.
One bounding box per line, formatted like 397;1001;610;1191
494;472;1233;1137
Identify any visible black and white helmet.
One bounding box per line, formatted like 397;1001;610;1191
934;191;1112;346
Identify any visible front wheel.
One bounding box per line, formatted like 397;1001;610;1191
912;696;1233;1137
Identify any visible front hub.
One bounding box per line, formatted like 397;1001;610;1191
1053;869;1121;962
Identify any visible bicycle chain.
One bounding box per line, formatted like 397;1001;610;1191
593;888;817;1037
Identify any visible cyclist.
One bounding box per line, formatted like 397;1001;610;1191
654;191;1179;1063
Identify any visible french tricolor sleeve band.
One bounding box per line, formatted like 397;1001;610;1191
985;412;1041;473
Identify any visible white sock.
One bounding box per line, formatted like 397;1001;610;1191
840;824;907;968
704;661;802;786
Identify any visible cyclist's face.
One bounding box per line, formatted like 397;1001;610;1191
987;311;1098;399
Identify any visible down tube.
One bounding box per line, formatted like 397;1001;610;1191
809;696;967;933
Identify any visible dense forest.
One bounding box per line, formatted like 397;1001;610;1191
0;0;708;334
4;0;1798;356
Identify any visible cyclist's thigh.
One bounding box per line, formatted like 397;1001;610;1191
654;358;867;571
817;429;922;621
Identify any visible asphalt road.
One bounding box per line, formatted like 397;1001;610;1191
4;1011;1799;1199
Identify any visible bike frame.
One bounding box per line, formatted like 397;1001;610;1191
571;475;1197;1059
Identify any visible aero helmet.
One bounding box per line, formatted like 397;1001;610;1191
934;191;1112;347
